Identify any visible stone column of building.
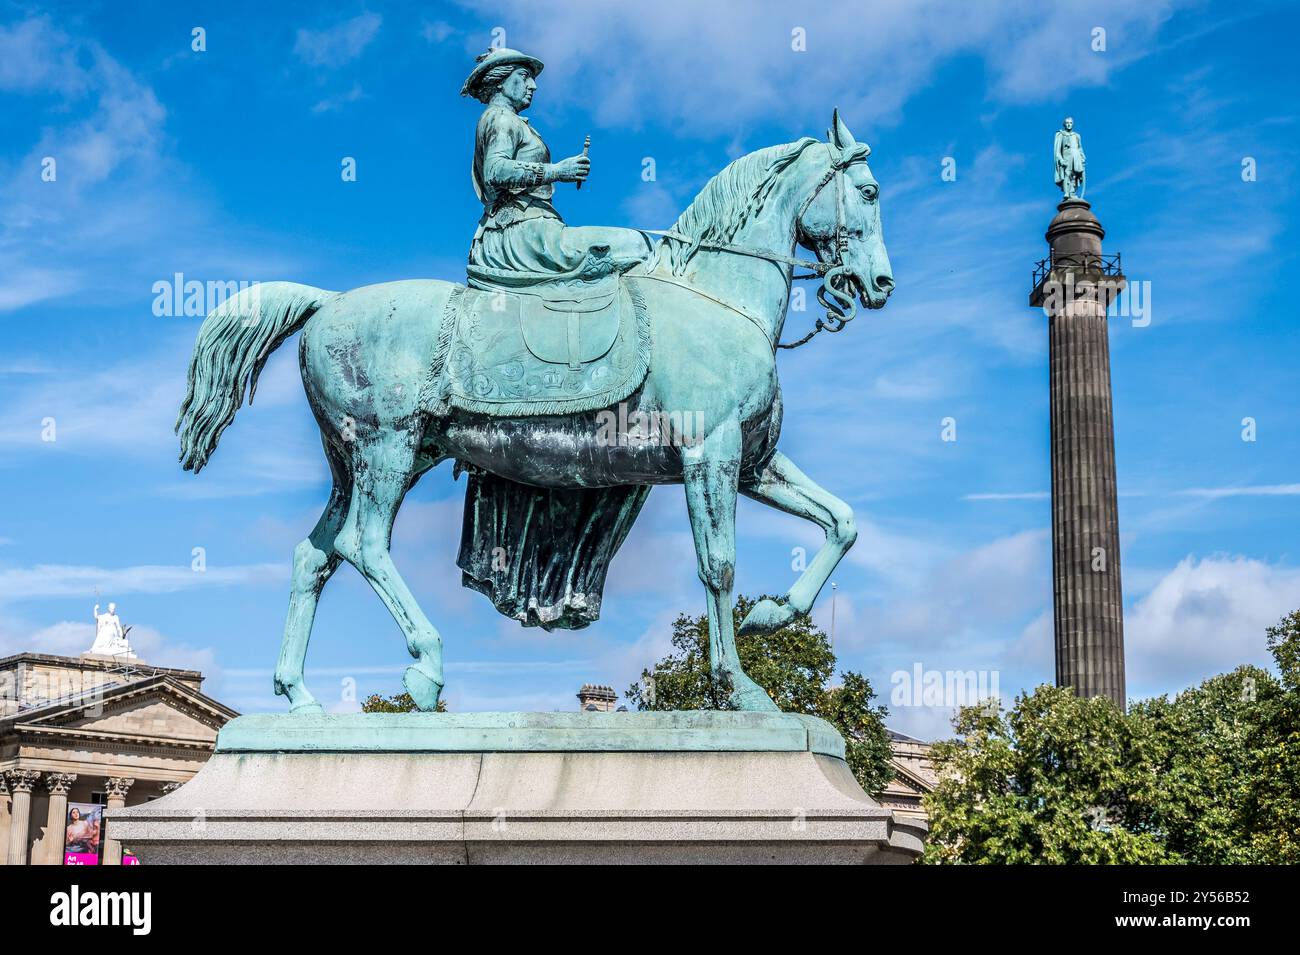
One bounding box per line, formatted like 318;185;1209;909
1031;199;1127;709
4;770;41;865
42;773;77;865
102;776;135;865
0;774;10;865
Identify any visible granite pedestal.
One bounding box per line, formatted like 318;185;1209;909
108;711;925;864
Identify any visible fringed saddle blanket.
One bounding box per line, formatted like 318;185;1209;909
429;273;650;418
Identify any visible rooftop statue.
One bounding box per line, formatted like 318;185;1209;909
1054;116;1086;200
89;601;133;657
175;48;894;715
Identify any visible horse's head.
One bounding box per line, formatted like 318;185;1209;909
795;110;894;311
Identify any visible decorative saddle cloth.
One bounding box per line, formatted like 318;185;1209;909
431;272;650;417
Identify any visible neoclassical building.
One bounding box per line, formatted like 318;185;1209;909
878;730;937;822
0;651;236;865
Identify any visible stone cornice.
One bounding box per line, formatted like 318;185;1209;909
13;723;216;753
0;651;203;683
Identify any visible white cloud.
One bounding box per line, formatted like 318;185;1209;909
312;83;364;114
293;13;382;67
1126;555;1300;691
0;359;181;453
421;20;455;44
1178;484;1300;499
0;562;284;601
964;491;1050;501
474;0;1183;132
852;528;1050;651
0;16;307;316
0;619;218;684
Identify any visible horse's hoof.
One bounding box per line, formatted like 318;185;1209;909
403;665;444;712
738;597;796;637
727;674;781;712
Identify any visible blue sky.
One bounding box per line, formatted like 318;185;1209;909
1;0;1296;738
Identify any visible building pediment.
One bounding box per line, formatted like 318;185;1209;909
890;759;936;795
9;676;236;749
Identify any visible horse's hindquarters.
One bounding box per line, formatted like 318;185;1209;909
299;279;457;446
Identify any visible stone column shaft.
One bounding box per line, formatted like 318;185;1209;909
102;776;134;865
43;773;77;866
1050;286;1126;706
4;770;41;866
0;777;10;866
1032;198;1127;710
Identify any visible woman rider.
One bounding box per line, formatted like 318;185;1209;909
461;48;652;284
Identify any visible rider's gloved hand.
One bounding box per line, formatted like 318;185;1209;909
551;155;590;182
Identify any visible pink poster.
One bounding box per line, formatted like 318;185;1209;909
63;802;102;866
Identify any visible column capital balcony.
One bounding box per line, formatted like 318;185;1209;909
45;773;78;796
103;776;136;799
4;769;42;794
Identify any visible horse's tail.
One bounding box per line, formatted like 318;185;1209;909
176;281;335;473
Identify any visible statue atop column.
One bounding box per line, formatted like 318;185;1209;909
1054;116;1086;200
88;601;135;657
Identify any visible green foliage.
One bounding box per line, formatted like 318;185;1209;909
1130;666;1274;864
925;609;1300;864
1249;610;1300;863
627;595;894;795
361;692;447;713
925;686;1168;864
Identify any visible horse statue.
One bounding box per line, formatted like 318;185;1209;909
175;109;893;714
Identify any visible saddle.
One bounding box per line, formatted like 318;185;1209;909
432;267;650;417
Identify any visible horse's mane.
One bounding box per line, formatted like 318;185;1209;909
660;137;823;274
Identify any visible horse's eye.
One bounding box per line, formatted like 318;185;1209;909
861;184;878;201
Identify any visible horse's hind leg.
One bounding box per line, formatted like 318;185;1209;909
335;439;444;711
274;476;349;714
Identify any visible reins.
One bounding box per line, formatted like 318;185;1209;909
639;143;862;350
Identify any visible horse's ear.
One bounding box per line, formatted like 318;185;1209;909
828;109;870;164
828;108;855;149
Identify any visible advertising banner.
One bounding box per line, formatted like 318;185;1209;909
63;802;102;866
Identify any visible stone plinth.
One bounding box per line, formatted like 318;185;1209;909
108;711;925;864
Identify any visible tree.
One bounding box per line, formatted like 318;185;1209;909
626;595;894;795
1247;610;1300;863
924;686;1169;864
1130;665;1275;864
361;692;447;713
925;608;1300;864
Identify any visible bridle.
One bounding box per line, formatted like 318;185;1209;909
641;142;864;350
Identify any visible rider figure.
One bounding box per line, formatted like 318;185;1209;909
462;48;652;283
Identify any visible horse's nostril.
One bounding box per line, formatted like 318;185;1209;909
874;274;894;294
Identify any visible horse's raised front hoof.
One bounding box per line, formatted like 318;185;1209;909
403;664;444;712
738;597;797;637
726;673;781;712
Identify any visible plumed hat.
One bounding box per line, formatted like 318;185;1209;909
460;47;545;98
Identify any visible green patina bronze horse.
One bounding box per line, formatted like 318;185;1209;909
176;111;893;714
